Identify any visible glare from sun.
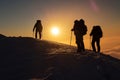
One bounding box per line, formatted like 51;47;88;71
51;27;59;36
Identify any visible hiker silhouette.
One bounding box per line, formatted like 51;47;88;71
90;25;103;52
71;19;87;53
33;20;43;39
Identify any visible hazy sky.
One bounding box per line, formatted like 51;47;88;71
0;0;120;50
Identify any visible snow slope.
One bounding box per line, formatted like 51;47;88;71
0;36;120;80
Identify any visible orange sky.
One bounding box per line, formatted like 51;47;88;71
0;0;120;51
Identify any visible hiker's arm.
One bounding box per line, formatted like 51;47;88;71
71;25;75;31
71;28;74;31
33;24;36;32
90;30;93;36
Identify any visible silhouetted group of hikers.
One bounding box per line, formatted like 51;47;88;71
33;19;103;53
71;19;103;53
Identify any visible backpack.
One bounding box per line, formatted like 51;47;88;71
81;25;87;35
91;26;103;38
79;19;87;35
95;26;103;38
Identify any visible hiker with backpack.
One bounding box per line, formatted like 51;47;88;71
90;25;103;53
33;20;43;39
71;19;87;53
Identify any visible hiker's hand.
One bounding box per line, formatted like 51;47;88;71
71;29;74;31
90;34;92;36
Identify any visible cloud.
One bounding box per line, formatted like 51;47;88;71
104;45;120;59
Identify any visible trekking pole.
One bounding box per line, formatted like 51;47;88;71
70;31;72;46
33;31;34;38
89;36;92;50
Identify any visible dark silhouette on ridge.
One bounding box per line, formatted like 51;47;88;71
71;19;87;53
33;20;43;39
0;35;120;80
90;25;103;53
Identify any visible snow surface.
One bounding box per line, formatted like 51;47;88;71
0;37;120;80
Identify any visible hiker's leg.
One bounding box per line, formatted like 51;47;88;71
39;31;42;39
97;38;100;52
77;36;84;52
35;31;37;39
80;40;85;51
92;39;96;52
78;43;81;52
76;41;81;52
76;35;81;52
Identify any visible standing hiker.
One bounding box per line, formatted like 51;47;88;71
33;20;43;39
90;25;103;53
71;19;87;53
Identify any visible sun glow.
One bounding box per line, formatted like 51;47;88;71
51;27;59;36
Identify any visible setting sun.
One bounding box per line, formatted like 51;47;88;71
51;27;59;36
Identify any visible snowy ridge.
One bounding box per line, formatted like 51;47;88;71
0;37;120;80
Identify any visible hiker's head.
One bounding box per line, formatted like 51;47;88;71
93;26;96;29
79;19;85;24
74;20;79;24
96;25;101;28
93;25;101;31
94;25;100;28
37;20;41;23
